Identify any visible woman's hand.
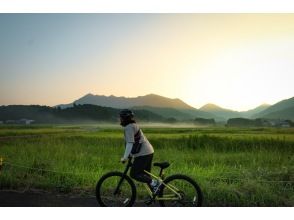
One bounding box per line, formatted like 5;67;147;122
120;157;127;163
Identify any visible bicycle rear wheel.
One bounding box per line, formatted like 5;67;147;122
158;174;203;207
96;171;136;207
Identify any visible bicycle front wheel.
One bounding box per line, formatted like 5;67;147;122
158;174;203;207
96;171;136;207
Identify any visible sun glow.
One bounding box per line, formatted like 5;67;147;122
179;37;294;111
0;14;293;110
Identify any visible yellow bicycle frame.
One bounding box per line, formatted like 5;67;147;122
143;170;182;201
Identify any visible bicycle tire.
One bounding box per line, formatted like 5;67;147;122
96;171;137;207
158;174;203;207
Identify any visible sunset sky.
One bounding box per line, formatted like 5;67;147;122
0;14;294;111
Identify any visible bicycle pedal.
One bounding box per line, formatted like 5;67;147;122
144;199;153;205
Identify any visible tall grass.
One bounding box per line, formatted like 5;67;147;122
0;125;293;206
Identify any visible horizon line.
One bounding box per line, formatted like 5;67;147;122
1;92;293;112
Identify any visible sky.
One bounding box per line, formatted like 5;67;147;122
0;14;294;111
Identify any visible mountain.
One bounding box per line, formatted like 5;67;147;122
57;93;216;120
178;108;217;120
199;103;241;121
254;97;294;120
57;93;195;110
56;93;293;122
199;103;273;120
132;106;215;120
260;106;294;120
240;104;271;118
132;106;193;120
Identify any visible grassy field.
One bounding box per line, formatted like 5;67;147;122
0;124;293;206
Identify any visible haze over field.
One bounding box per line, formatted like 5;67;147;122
0;14;293;111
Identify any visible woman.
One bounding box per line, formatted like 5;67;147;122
119;109;159;192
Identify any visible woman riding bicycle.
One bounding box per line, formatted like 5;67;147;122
96;109;203;206
119;109;160;192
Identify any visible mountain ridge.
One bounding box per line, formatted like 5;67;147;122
254;97;294;119
57;93;195;110
55;93;294;121
199;103;242;121
254;97;294;116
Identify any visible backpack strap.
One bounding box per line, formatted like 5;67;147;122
134;129;141;142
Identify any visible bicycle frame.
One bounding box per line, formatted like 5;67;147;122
115;158;182;202
97;157;203;207
143;170;182;201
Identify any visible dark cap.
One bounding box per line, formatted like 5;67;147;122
119;109;134;118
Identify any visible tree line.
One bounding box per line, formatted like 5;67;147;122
0;104;167;124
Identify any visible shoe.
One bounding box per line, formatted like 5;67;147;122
149;179;161;194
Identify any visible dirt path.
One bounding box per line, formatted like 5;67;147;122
0;190;156;207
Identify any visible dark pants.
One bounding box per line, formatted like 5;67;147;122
130;154;153;184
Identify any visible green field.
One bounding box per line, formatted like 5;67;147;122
0;124;293;206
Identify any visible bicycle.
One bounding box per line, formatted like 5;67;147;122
95;157;203;207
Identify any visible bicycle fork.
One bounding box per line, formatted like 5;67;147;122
114;160;132;195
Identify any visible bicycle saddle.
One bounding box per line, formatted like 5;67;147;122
153;162;170;169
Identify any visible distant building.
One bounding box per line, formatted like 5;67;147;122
266;119;292;128
260;119;271;127
278;121;291;128
19;119;35;125
227;118;293;128
5;119;35;125
268;120;276;127
5;120;16;124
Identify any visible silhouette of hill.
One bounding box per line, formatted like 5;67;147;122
48;94;294;122
132;105;215;120
57;93;194;110
261;106;294;120
240;104;271;118
0;104;166;124
254;97;294;120
199;103;241;121
199;103;272;120
57;93;215;120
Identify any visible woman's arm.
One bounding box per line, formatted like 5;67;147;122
121;142;133;162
